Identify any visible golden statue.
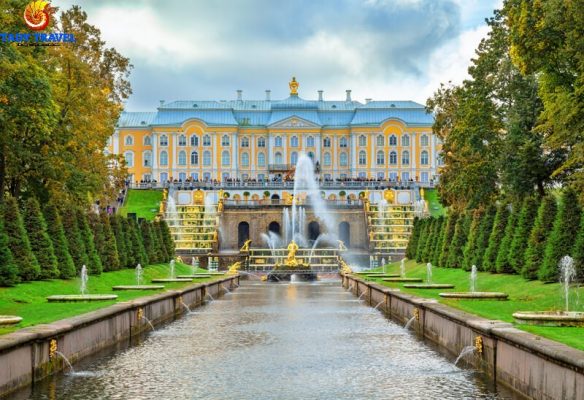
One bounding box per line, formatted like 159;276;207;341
420;187;425;199
218;189;224;199
363;189;370;201
162;189;168;200
240;239;252;252
228;261;241;274
369;231;374;242
289;76;299;95
338;240;347;251
212;230;218;242
193;189;205;205
218;199;224;212
159;201;165;214
384;189;395;204
286;240;299;264
176;255;183;263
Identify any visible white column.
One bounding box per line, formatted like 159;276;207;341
350;133;357;177
212;133;218;179
251;134;256;176
268;135;275;164
232;132;238;178
411;132;416;180
332;135;337;178
315;132;322;163
370;132;375;178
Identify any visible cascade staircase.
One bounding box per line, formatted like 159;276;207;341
366;202;416;259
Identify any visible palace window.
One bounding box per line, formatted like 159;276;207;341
203;151;211;166
376;150;384;165
241;137;249;147
275;136;282;147
258;152;266;167
144;136;152;146
179;172;186;182
402;171;410;182
160;135;168;146
143;151;152;167
377;135;384;147
178;150;187;166
389;151;397;165
222;135;230;146
203;135;211;146
359;135;367;146
160;151;168;166
275;152;283;164
421;150;429;165
190;151;199;165
190;135;199;146
420;134;429;147
324;152;331;166
258;137;266;147
306;136;315;147
242;152;250;167
389;172;398;181
437;152;444;166
178;134;187;146
402;150;410;165
401;134;410;147
203;172;211;181
291;136;299;147
160;172;168;182
191;172;199;181
124;151;134;167
125;135;133;146
291;151;298;165
421;172;429;182
340;137;348;148
323;137;331;147
358;150;367;165
221;150;230;166
389;135;397;146
340;152;348;166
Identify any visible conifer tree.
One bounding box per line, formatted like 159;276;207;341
483;205;510;272
61;207;89;272
471;204;496;270
406;217;421;259
539;189;581;282
495;205;518;274
446;211;471;269
110;215;128;268
77;210;103;275
43;204;76;279
0;220;18;286
99;214;120;271
572;213;584;280
154;221;169;262
462;208;483;271
415;218;430;263
140;220;158;264
522;195;557;280
23;198;59;279
431;216;446;267
121;217;137;267
2;196;40;281
159;220;175;260
422;218;439;263
439;211;459;268
509;196;540;274
129;219;149;266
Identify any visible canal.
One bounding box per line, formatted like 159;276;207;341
10;280;518;399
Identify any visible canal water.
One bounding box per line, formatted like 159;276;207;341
11;280;518;399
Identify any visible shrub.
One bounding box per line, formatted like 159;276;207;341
471;204;496;270
110;215;128;268
128;218;149;266
495;204;518;274
431;216;446;267
0;219;18;287
438;211;459;268
483;205;510;272
99;214;120;271
405;217;420;259
421;218;439;263
522;195;557;280
462;208;483;271
573;213;584;280
446;211;471;269
509;196;540;274
140;220;158;264
415;218;430;263
61;207;89;272
43;204;76;279
23;198;59;279
77;210;103;275
159;220;175;260
263;191;270;198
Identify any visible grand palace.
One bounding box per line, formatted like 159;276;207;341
109;78;442;186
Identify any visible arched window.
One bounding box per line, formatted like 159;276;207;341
241;152;250;167
291;136;299;147
358;150;367;165
340;152;348;166
203;135;211;146
258;137;266;147
307;136;315;147
275;136;282;147
190;151;199;165
221;150;230;166
390;151;397;165
420;134;429;147
190;135;199;146
124;151;134;167
241;137;249;147
258;152;266;167
291;151;298;165
340;137;348;148
222;135;230;146
324;152;331;166
143;151;152;167
437;152;444;166
389;135;397;146
160;135;168;146
421;150;429;165
323;137;331;147
160;151;168;166
359;135;367;146
178;150;186;166
402;150;410;165
377;135;384;147
401;134;410;147
125;135;133;146
203;151;211;166
376;150;384;165
144;136;151;146
178;134;186;146
275;152;283;164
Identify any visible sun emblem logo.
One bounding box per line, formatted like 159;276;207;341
23;1;56;31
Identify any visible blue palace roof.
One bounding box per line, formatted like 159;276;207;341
117;96;433;129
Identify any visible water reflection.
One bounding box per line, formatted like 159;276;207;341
11;280;517;400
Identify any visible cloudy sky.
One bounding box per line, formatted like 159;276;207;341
58;0;502;110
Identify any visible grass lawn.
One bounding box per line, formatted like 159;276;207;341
361;260;584;351
0;262;224;335
119;190;163;220
423;188;446;217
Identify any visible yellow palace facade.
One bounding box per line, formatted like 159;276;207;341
108;78;441;184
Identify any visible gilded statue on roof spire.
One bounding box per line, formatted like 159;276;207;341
289;76;299;95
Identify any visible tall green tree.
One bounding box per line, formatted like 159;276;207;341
431;216;446;267
110;215;128;268
23;198;58;279
140;220;158;264
0;219;18;287
483;205;510;272
43;204;76;279
77;210;102;275
508;196;540;273
121;217;137;267
406;217;421;259
462;208;483;271
1;196;40;281
128;219;148;266
438;212;459;268
495;205;518;274
61;207;88;272
573;213;584;280
471;204;496;269
415;218;431;263
153;221;169;262
522;195;557;280
99;214;120;271
446;212;471;269
159;220;174;260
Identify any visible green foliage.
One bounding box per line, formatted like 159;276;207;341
573;213;584;280
495;205;518;274
43;204;76;279
415;219;430;263
99;214;120;271
120;217;137;267
522;196;557;280
431;216;446;267
446;212;471;269
153;221;169;262
77;210;103;275
61;207;89;272
462;208;483;271
119;190;163;221
471;204;496;270
483;205;510;272
128;219;149;266
140;220;158;264
421;218;437;263
159;220;175;260
539;189;581;282
406;217;421;259
0;219;18;287
1;196;40;281
110;215;128;269
438;212;459;268
509;197;540;273
23;198;59;279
